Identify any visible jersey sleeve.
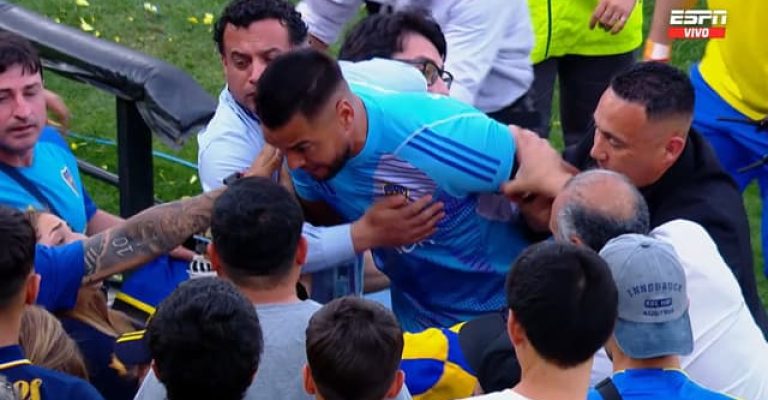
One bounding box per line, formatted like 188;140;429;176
394;113;515;197
34;242;85;312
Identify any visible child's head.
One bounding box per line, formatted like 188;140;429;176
304;297;404;400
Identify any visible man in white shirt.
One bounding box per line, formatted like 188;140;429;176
464;241;618;400
297;0;537;127
550;170;768;400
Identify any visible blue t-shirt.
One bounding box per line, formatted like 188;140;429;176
0;345;104;400
292;86;530;331
0;126;96;233
34;242;85;312
587;369;737;400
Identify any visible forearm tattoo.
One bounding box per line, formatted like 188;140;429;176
82;190;220;285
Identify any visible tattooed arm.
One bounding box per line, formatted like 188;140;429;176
81;189;222;285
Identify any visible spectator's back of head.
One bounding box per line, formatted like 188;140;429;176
552;169;649;252
338;10;446;62
506;241;617;368
0;206;38;312
210;177;305;289
20;306;88;379
0;31;42;76
599;234;693;359
304;297;404;400
147;278;262;400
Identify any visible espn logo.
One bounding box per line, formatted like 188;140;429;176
668;9;727;39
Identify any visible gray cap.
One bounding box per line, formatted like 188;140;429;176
599;234;693;359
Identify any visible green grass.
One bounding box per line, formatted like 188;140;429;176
12;0;767;307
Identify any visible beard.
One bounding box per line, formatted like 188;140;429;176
316;145;352;181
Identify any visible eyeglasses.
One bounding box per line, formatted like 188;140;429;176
396;58;453;89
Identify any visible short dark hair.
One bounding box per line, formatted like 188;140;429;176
213;0;308;55
211;177;304;286
556;171;650;251
147;278;262;400
0;32;42;76
306;297;404;400
506;242;617;368
255;48;344;129
338;10;447;62
610;62;694;121
0;206;36;309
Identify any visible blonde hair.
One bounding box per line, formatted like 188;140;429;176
19;306;89;380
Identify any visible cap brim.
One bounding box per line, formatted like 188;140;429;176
614;310;693;359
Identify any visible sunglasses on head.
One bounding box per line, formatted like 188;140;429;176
396;57;454;89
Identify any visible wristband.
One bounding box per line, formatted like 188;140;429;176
643;40;671;62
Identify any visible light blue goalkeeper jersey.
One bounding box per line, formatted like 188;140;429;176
292;84;530;331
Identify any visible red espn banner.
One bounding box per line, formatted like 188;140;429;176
668;27;726;39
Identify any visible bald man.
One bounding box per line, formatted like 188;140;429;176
550;170;768;400
504;62;768;338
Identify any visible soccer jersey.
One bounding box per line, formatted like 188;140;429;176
587;369;738;400
292;85;530;331
0;345;104;400
0;126;96;233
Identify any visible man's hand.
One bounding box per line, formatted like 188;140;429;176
351;194;445;252
503;128;576;201
245;144;283;178
44;89;70;135
590;0;637;34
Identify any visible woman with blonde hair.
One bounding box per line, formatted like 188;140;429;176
19;306;88;380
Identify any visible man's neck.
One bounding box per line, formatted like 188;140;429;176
349;94;369;158
0;313;22;349
514;357;592;400
0;148;33;167
613;354;681;371
237;283;301;306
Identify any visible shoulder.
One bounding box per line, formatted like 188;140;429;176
198;89;260;149
23;365;103;399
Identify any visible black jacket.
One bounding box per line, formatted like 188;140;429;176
565;129;768;339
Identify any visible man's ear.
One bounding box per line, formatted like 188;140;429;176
385;370;405;398
664;135;686;165
25;273;40;305
208;243;224;278
569;235;584;246
507;309;525;346
295;236;308;268
303;364;317;395
336;97;355;134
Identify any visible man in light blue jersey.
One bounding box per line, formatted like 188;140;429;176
255;49;535;331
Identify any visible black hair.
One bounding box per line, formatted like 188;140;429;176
0;32;42;76
306;297;404;400
147;278;262;400
610;62;694;120
255;48;344;129
213;0;308;54
0;206;36;309
338;10;447;62
506;242;618;368
211;177;304;286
